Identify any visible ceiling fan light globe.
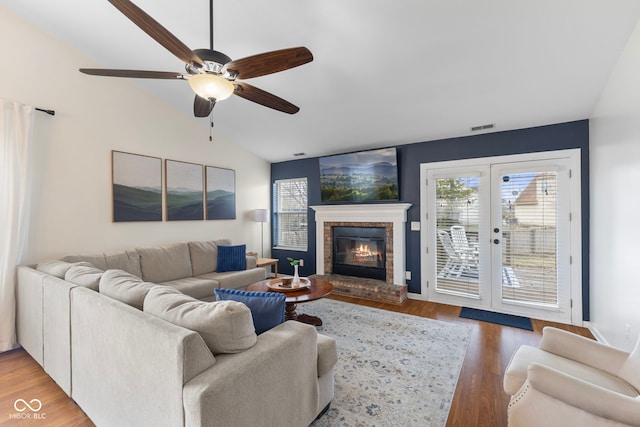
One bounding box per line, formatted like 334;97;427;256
188;73;234;101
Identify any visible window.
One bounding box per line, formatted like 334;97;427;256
273;178;308;251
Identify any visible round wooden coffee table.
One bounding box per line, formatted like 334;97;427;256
246;277;333;326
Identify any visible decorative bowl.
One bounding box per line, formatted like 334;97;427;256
267;277;311;292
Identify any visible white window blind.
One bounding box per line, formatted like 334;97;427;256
434;176;481;297
500;171;559;306
273;178;308;250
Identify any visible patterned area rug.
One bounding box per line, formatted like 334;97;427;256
306;299;471;427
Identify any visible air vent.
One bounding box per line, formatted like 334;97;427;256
470;123;495;132
293;152;306;157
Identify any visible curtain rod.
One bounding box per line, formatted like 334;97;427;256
35;107;55;116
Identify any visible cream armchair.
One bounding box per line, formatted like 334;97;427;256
503;327;640;427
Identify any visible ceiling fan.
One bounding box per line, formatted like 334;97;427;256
79;0;313;117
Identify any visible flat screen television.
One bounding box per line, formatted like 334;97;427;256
319;147;399;202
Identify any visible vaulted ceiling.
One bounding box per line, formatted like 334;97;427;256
5;0;640;162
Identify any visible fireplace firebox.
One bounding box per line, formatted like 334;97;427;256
332;226;386;280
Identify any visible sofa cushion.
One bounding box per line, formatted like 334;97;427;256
64;265;104;291
138;243;192;283
217;245;247;272
62;254;108;271
104;250;142;278
99;269;155;310
144;286;257;354
63;250;143;277
37;260;93;278
198;268;266;290
188;241;220;276
188;238;232;275
158;276;220;300
214;288;285;334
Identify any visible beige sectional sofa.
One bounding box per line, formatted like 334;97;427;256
16;240;337;427
62;239;266;301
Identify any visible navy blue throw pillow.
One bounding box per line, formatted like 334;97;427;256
217;245;247;272
214;288;286;334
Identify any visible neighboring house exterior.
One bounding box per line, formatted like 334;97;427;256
514;173;557;227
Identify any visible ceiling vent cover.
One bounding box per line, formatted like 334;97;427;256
471;123;495;132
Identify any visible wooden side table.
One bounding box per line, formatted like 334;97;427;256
256;258;279;277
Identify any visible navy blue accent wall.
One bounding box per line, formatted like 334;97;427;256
271;120;590;320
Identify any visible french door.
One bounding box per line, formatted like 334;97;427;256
420;150;582;325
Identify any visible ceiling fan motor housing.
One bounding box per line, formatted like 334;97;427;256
191;49;232;76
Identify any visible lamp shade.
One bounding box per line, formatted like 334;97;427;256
254;209;269;223
188;73;235;101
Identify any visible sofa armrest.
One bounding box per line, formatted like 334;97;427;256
539;327;629;376
317;333;337;378
16;266;44;365
245;255;257;269
509;363;640;426
183;321;321;427
42;275;78;395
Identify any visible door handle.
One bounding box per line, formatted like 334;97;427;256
493;239;500;244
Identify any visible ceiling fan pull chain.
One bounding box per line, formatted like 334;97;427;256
209;114;214;142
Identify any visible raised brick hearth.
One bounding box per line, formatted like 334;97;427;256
311;274;408;304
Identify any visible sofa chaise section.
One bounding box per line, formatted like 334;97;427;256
70;284;335;427
182;320;325;427
71;286;216;427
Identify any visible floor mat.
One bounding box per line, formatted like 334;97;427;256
459;307;533;330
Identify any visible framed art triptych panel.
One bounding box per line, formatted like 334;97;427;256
112;151;162;222
165;159;204;221
205;166;236;220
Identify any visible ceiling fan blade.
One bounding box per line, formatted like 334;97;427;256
224;47;313;80
79;68;186;79
233;82;300;114
108;0;203;66
194;95;215;117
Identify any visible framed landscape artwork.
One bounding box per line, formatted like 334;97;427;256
165;160;204;221
205;166;236;220
319;147;399;202
112;151;162;222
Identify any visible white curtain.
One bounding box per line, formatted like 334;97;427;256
0;99;34;352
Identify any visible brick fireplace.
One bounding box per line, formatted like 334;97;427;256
311;204;411;303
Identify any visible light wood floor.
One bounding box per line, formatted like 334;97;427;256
0;295;593;427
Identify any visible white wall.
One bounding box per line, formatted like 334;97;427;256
0;7;271;263
590;18;640;350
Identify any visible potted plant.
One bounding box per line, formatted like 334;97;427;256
287;257;301;287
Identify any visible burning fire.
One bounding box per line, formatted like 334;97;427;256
356;244;372;256
351;244;381;264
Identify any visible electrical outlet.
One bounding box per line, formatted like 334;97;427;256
410;221;421;231
405;271;411;280
299;259;304;267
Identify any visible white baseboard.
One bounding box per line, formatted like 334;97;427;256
407;292;427;301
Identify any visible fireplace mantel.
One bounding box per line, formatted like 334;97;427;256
311;204;411;285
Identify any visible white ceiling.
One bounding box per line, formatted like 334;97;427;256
5;0;640;162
